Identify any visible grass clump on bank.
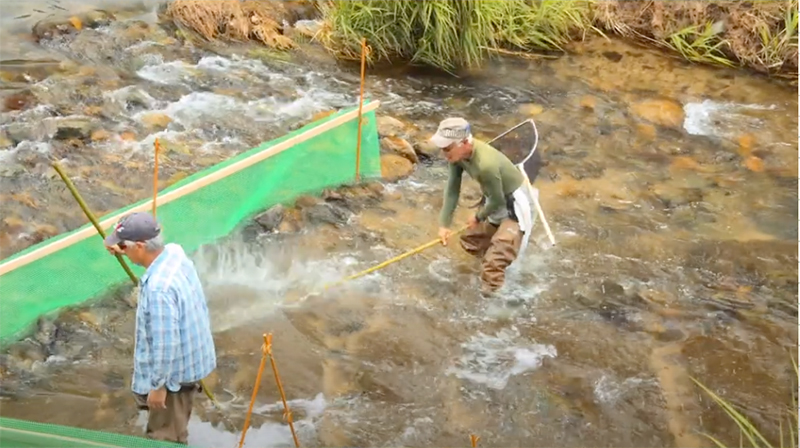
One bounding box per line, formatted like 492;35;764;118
593;0;798;79
317;0;593;72
163;0;295;49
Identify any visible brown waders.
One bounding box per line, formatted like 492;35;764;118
133;383;201;445
460;194;523;294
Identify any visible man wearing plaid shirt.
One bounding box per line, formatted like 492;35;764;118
104;212;217;444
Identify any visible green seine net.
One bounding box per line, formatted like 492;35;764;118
0;101;381;447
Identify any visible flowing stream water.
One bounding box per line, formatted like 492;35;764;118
0;2;797;447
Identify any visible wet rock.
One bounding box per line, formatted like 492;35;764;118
278;215;301;233
284;1;320;23
322;183;384;210
120;20;152;42
630;99;685;129
90;129;111;141
83;9;116;28
743;156;764;172
33;317;56;347
5;123;44;144
599;280;625;298
380;136;418;164
376;116;409;138
140;112;172;131
650;185;703;208
303;202;352;228
0;130;12;149
3;91;36;112
33;18;78;42
292;19;323;38
518;103;544;116
6;340;47;367
295;195;321;209
601;51;623;62
414;140;440;162
310;109;336;122
380;154;414;182
254;204;285;232
45;116;98;141
568;163;605;180
579;96;597;110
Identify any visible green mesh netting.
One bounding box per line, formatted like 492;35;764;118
0;417;190;448
0;101;380;345
0;102;380;447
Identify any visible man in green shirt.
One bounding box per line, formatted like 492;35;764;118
430;117;531;295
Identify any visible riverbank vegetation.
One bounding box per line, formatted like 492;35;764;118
695;356;798;448
317;0;594;71
162;0;798;79
593;1;798;79
162;0;296;49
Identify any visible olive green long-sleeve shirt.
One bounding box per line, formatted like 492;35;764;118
439;139;524;227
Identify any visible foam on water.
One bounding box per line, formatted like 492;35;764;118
0;141;52;165
682;99;777;139
126;54;357;155
593;374;656;405
191;237;389;331
446;327;557;390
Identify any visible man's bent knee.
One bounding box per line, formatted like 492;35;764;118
479;220;522;291
459;222;496;257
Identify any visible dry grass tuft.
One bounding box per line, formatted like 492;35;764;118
163;0;295;49
592;0;798;78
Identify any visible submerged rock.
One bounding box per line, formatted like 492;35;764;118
139;112;172;131
303;202;352;228
630;98;685;129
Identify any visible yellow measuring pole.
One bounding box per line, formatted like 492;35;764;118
318;224;469;293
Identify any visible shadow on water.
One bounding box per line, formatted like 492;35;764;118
0;2;797;447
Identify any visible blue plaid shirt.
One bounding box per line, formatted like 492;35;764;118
131;243;217;395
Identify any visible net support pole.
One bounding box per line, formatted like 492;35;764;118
152;138;160;217
354;37;367;182
471;434;480;447
239;334;271;448
51;161;139;286
265;333;300;448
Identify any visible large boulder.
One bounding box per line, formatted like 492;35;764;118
380;136;418;164
380;154;414;182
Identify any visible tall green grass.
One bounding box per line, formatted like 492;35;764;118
693;355;798;448
318;0;592;72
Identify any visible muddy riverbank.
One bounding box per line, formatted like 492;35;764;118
0;2;797;447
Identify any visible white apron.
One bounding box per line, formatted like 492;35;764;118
512;165;538;258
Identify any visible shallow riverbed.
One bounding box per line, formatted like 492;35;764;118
0;2;797;447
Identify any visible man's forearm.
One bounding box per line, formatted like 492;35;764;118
439;165;463;227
